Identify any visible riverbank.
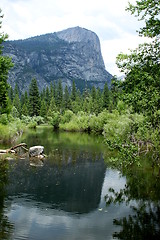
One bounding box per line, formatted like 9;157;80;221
0;110;159;167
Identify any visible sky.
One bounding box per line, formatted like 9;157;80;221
1;0;148;76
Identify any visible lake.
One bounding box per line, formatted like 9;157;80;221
0;126;160;239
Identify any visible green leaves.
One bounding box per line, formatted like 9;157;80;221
127;0;160;37
0;9;13;114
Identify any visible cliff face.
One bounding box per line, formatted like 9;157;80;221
3;26;112;91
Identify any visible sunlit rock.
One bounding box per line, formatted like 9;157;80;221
29;146;44;157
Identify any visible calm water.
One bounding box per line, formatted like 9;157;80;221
0;126;160;240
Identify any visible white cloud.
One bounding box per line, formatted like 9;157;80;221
1;0;147;76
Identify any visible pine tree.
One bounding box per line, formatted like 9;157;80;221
71;80;77;101
102;82;110;109
96;88;103;113
21;103;28;116
14;83;19;97
50;82;54;99
56;80;63;111
91;86;96;101
28;78;40;116
47;97;57;116
40;99;47;117
13;93;21;117
45;86;50;107
63;85;71;110
8;86;14;103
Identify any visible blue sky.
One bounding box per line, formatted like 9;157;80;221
1;0;148;76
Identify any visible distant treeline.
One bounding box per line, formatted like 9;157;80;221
8;78;114;118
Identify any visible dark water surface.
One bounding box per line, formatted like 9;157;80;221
0;126;160;239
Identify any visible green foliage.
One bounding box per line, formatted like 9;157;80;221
89;110;110;133
127;0;160;37
60;111;90;132
28;78;40;116
10;106;19;118
40;99;47;117
32;116;44;125
0;113;8;125
13;93;21;117
0;119;26;143
0;9;13;114
60;110;74;124
63;85;71;110
28;120;37;129
21;103;28;116
49;111;60;130
102;82;110;109
116;0;160;125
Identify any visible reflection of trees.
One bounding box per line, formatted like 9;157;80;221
105;164;160;239
113;202;160;240
7;149;106;214
0;161;14;240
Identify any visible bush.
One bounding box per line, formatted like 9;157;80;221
0;119;26;143
103;113;132;142
61;110;74;124
21;115;32;124
11;106;19;118
60;111;90;131
0;114;8;125
32;116;45;125
28;120;37;129
50;112;60;129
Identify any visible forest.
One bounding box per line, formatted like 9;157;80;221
0;0;160;167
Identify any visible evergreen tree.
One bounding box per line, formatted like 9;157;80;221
96;88;103;113
71;80;77;101
14;83;20;97
102;82;110;109
45;86;50;107
0;9;13;114
56;80;63;111
28;78;40;116
8;86;14;103
47;97;57;116
91;86;96;101
13;93;21;117
63;85;71;110
53;81;57;99
21;103;28;116
71;89;82;113
50;82;54;99
40;99;47;117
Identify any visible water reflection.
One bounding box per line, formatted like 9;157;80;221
1;128;160;239
105;161;160;239
0;161;14;240
7;153;106;214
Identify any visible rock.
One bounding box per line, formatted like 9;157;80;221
30;158;44;167
29;146;44;157
3;26;112;92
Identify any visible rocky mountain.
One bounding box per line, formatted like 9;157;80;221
3;26;112;92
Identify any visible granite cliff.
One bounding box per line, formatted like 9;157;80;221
3;26;112;91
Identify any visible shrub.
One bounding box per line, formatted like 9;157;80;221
103;113;133;142
32;116;45;125
60;111;90;132
50;112;60;129
0;114;8;125
28;120;37;129
61;110;74;124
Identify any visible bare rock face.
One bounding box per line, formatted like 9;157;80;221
3;26;112;91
